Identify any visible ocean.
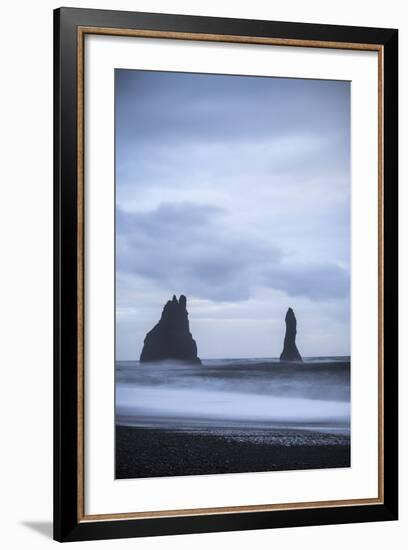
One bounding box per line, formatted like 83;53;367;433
116;357;350;446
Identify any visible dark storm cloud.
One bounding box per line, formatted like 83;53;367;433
115;71;350;188
117;202;282;301
117;202;348;302
116;69;349;147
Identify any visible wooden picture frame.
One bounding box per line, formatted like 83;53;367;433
54;7;398;542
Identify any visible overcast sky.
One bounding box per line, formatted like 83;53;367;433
115;69;350;360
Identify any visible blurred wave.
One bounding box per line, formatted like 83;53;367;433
116;358;350;438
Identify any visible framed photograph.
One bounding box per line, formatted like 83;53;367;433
54;7;398;542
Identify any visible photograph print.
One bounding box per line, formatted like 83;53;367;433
115;69;351;479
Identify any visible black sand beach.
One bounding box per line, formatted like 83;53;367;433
116;425;350;479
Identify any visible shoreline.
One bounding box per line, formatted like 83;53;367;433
116;425;350;479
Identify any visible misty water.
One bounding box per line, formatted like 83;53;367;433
116;358;350;446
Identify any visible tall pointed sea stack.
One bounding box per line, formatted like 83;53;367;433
140;295;201;364
280;307;303;362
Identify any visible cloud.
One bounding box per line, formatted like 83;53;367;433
117;201;348;303
116;70;350;148
263;263;349;301
117;201;282;301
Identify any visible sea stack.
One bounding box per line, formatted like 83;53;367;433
280;308;303;362
140;295;201;364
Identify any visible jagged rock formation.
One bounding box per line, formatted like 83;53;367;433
280;308;303;362
140;295;201;364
